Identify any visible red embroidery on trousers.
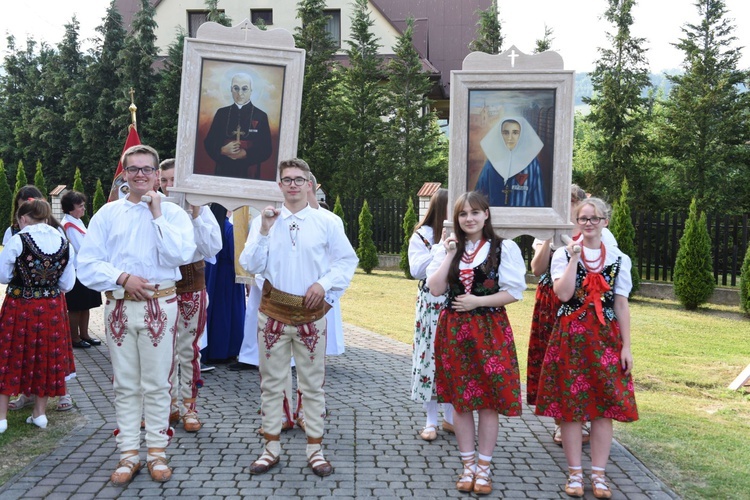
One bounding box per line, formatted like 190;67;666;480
296;322;320;360
263;318;285;359
178;291;200;325
107;300;128;346
144;298;169;347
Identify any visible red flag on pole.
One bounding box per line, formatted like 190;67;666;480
108;124;141;202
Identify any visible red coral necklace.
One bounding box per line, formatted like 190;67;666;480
581;242;606;273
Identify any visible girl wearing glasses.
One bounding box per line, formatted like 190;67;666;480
535;197;638;499
527;186;617;446
426;191;526;495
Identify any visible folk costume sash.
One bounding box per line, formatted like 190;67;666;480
259;280;331;326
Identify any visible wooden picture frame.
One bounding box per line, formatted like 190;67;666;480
171;21;305;213
448;47;575;242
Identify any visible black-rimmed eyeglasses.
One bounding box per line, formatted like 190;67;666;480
124;166;156;175
280;177;309;186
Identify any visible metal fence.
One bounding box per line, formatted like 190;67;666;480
337;199;750;286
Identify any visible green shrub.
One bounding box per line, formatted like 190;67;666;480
92;179;106;214
399;198;417;278
0;160;11;231
33;161;47;199
333;195;347;232
357;200;378;274
740;245;750;317
609;177;640;295
673;198;714;310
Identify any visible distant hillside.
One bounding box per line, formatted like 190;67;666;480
575;71;681;106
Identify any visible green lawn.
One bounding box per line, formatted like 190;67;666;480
342;269;750;500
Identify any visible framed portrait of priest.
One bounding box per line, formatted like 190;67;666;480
172;23;305;212
448;49;575;241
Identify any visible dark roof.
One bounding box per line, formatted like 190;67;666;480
371;0;491;96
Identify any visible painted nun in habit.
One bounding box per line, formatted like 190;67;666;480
474;115;545;207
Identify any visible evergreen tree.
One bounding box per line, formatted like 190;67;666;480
740;245;750;317
534;25;554;53
663;0;750;213
333;195;347;232
294;0;339;191
92;178;106;214
33;161;47;198
11;160;28;226
673;198;715;310
0;37;50;169
73;167;85;194
0;160;11;230
469;0;502;54
381;18;448;201
150;31;185;157
399;197;417;278
118;0;158;140
206;0;232;26
584;0;653;202
357;200;378;273
609;178;640;294
330;0;386;200
74;0;128;196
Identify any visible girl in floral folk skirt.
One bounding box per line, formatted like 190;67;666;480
427;192;526;495
0;199;76;433
408;188;455;441
535;197;638;499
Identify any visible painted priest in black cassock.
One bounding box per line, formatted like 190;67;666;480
204;73;272;179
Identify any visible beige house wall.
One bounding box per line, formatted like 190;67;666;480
152;0;401;56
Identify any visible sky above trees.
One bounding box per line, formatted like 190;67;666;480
2;0;750;72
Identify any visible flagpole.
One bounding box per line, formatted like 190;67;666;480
129;87;138;131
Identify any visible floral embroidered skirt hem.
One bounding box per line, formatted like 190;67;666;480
434;308;522;415
534;313;638;423
0;295;75;396
410;287;444;402
526;281;561;406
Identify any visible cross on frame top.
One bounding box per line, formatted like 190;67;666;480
240;22;251;41
508;49;519;68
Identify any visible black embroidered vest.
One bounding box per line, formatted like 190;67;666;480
7;233;69;299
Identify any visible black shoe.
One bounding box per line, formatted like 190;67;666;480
228;361;258;371
200;363;216;372
81;337;102;346
72;340;92;349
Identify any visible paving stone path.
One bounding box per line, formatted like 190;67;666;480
0;310;678;499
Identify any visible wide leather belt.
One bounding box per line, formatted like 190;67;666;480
105;281;177;301
259;280;331;326
176;261;206;294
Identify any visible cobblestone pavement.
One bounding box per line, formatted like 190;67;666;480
0;309;678;499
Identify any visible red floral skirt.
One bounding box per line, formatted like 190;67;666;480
534;309;638;422
526;281;561;405
0;295;75;396
434;308;522;415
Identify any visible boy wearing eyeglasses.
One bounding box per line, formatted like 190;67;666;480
77;145;197;486
240;158;357;477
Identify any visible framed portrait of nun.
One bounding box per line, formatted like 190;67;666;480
448;47;575;242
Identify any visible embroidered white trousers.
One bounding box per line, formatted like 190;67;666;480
258;311;326;439
105;295;177;452
169;289;208;412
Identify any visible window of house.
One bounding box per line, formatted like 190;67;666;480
187;11;210;38
323;9;341;48
251;9;273;26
